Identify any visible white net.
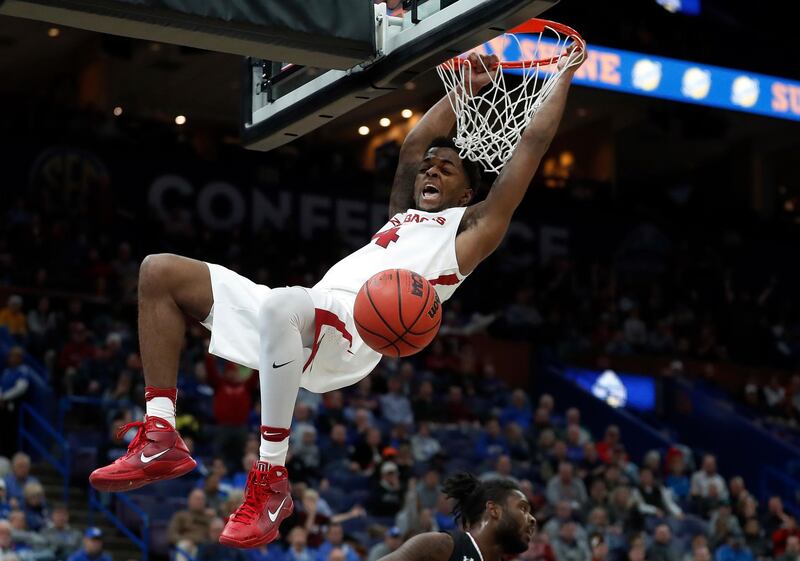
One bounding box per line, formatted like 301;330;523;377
436;20;585;174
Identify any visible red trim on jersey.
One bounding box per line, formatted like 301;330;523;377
303;309;353;373
429;274;461;286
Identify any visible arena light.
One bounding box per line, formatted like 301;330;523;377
113;106;123;117
175;115;187;125
358;126;370;135
401;109;413;119
47;27;60;38
379;117;391;127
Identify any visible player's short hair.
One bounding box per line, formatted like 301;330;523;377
442;472;520;529
427;137;482;199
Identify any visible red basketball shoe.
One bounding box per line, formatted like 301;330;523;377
89;416;196;492
219;462;293;548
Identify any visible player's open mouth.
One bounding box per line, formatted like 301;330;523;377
422;184;441;201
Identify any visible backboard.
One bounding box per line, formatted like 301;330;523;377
241;0;560;151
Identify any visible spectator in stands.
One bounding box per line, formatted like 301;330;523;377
204;352;258;471
57;323;95;376
317;391;347;436
505;422;532;463
0;295;26;340
0;348;33;456
346;377;380;419
763;376;786;415
500;389;532;429
553;521;590;561
350;427;383;475
366;462;404;517
40;504;81;561
480;455;519;485
196;518;246;561
579;444;604;484
0;520;21;560
26;297;57;357
291;404;316;443
21;482;47;532
648;524;680;561
565;408;591;445
380;376;413;427
295;488;364;548
691;455;729;501
416;469;441;510
366;526;402;561
715;533;755;561
777;536;800;561
693;546;712;561
772;516;800;557
410;422;441;463
521;530;556;561
584;479;609;518
728;477;748;507
544;501;587;544
284;527;316;561
710;502;744;549
665;453;690;503
596;426;621;464
292;426;322;478
589;533;608;561
66;528;112;561
316;523;358;561
474;418;509;463
547;462;588;511
0;479;10;518
444;386;473;423
743;518;770;561
8;509;50;553
168;489;215;560
632;468;683;519
411;380;439;424
762;497;787;536
230;453;259;490
3;454;39;505
320;423;351;469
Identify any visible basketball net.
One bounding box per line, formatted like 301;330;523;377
436;20;585;174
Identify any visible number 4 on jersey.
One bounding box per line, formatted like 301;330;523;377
372;226;401;248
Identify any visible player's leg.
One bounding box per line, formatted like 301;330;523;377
220;287;315;548
138;254;213;423
90;254;211;492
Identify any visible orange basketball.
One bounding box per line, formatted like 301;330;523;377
354;269;442;357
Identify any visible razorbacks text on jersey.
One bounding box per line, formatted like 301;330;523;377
314;206;469;301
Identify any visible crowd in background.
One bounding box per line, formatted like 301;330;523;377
0;99;799;561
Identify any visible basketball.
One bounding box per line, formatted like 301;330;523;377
354;269;442;357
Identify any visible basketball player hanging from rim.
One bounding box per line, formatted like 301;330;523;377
379;473;537;561
89;47;584;547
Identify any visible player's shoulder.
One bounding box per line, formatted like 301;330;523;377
384;532;455;561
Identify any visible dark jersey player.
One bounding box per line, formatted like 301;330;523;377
379;473;536;561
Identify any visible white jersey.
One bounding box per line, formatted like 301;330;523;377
314;206;469;302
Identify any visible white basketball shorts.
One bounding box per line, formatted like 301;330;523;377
200;262;381;394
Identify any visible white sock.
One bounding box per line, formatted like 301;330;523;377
146;397;176;427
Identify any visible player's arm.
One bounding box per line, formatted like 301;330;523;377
389;54;499;216
378;532;454;561
455;57;580;274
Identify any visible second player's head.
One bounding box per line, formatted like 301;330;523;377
442;472;535;554
414;137;481;212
